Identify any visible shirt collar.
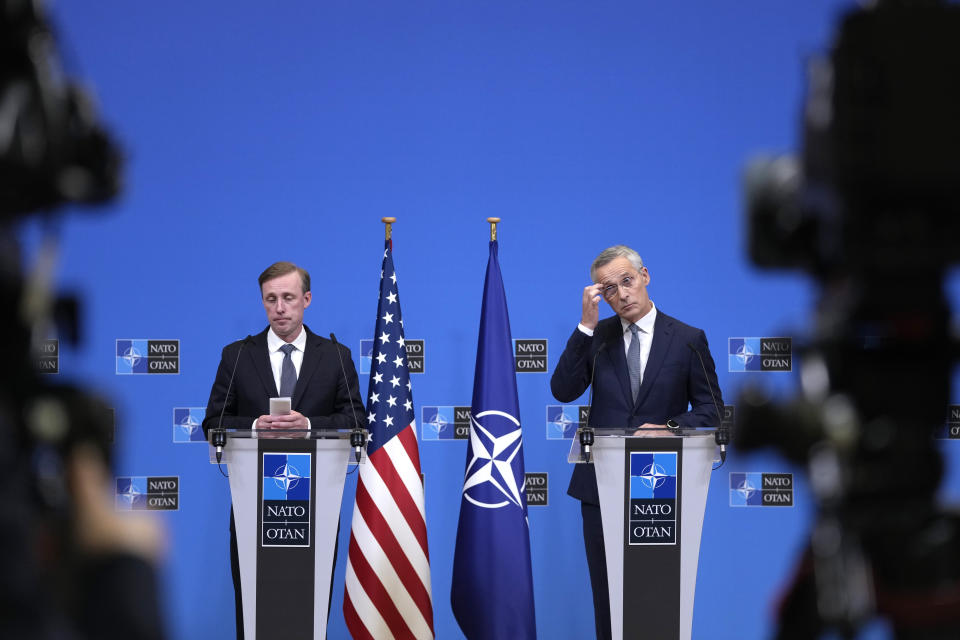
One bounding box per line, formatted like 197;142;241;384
267;326;308;353
620;301;657;335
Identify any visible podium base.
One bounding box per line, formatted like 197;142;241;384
591;432;716;640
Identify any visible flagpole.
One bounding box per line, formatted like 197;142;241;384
452;214;536;640
487;216;500;241
345;216;435;640
382;216;395;241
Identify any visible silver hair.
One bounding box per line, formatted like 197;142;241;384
590;245;644;282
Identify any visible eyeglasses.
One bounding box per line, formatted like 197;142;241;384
601;274;639;300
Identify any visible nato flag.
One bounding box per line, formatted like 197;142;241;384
451;240;537;639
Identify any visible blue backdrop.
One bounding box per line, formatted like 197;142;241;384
22;1;960;638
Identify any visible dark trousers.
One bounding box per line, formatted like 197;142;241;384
229;509;339;640
582;501;612;640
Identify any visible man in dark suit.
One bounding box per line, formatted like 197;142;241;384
551;245;723;640
202;261;366;639
203;261;366;434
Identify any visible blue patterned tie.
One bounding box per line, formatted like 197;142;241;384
279;343;297;397
627;324;641;401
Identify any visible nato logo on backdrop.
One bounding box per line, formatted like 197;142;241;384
262;453;311;547
360;339;373;373
936;405;960;439
514;339;548;373
545;405;590;440
525;472;548;507
116;339;180;374
421;405;471;440
360;338;424;374
404;339;425;373
729;472;794;507
115;476;179;510
629;452;678;545
728;337;792;372
35;339;59;374
173;407;206;443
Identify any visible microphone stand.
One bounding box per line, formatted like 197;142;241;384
579;342;607;463
330;333;364;464
213;335;252;465
687;342;727;466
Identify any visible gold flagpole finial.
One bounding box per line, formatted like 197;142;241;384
487;217;500;242
382;217;396;241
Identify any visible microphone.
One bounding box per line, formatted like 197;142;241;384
580;342;608;463
686;342;727;464
213;335;252;465
329;333;364;463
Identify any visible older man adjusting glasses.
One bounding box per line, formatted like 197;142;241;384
550;244;723;640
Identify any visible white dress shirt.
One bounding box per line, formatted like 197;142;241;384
578;301;658;383
620;302;656;384
253;327;311;429
267;326;307;395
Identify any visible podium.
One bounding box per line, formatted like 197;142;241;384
570;427;717;640
209;429;361;640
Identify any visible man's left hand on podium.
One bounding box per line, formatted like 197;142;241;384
633;423;671;437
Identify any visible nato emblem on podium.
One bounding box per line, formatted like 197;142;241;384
629;452;678;545
261;453;312;548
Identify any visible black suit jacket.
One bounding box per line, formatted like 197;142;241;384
551;311;723;505
202;325;366;436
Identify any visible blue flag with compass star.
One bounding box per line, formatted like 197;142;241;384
451;240;537;640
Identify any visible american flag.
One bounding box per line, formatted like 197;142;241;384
344;240;434;640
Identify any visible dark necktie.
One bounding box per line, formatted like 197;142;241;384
627;324;641;401
279;343;297;397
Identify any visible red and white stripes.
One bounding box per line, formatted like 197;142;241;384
344;424;434;640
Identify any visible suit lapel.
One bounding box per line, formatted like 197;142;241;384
250;330;277;398
600;320;633;407
293;328;323;410
634;312;674;409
